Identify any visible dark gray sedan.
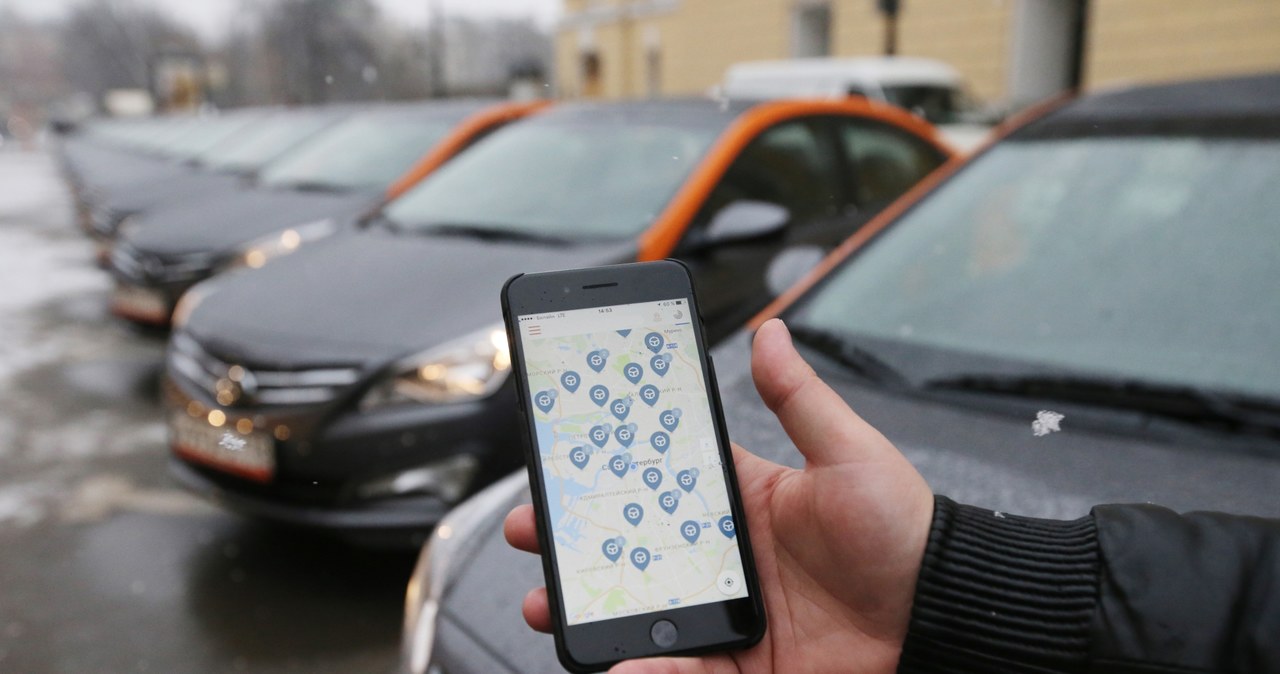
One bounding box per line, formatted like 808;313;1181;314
401;73;1280;673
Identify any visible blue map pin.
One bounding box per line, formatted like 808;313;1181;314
587;349;609;373
589;424;612;448
589;385;609;407
642;467;663;490
680;520;701;544
639;384;660;407
677;468;699;493
630;547;651;572
644;332;664;354
614;423;637;448
609;453;632;478
560;371;581;393
650;430;670;454
623;503;644;527
650;353;672;377
659;489;681;515
609;398;631;421
533;389;557;414
623;362;643;384
660;408;682;432
569;446;590;470
616;329;631;337
718;515;736;539
602;537;625;563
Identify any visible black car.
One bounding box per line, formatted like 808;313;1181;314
85;106;354;245
106;100;535;325
401;74;1280;672
163;98;951;545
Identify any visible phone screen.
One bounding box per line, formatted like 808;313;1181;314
515;297;749;626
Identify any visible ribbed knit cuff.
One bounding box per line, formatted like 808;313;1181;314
897;496;1100;674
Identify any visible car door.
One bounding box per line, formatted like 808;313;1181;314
674;117;850;342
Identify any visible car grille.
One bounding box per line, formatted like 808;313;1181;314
111;242;217;283
169;332;361;407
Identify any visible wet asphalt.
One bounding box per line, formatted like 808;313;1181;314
0;146;414;674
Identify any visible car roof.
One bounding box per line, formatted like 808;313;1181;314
724;56;963;87
1019;72;1280;139
532;97;761;130
348;98;507;123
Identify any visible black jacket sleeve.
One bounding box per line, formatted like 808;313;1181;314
896;496;1280;674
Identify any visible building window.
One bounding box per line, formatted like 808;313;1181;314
791;3;832;58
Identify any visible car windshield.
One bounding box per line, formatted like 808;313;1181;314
382;116;721;241
789;135;1280;402
198;112;338;173
256;115;454;192
881;85;961;124
161;115;258;159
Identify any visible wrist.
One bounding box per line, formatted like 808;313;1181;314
896;496;1100;674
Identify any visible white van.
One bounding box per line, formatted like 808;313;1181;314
719;56;996;150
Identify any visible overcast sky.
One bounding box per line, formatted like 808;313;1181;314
3;0;564;40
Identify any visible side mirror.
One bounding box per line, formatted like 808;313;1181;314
765;246;825;296
704;200;790;247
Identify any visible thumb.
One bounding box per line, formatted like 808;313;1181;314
751;318;897;467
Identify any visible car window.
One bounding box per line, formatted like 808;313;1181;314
384;118;720;240
693;118;842;231
257;116;454;192
792;136;1280;401
841;121;945;209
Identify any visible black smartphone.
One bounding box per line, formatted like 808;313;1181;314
501;260;765;672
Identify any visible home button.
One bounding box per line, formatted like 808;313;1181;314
650;619;678;648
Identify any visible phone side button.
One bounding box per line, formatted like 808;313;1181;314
650;619;678;648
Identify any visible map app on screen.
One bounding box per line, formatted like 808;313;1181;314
517;299;748;625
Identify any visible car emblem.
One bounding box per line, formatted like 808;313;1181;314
218;431;247;452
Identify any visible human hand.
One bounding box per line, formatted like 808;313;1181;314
504;318;935;673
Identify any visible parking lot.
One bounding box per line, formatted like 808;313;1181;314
0;145;411;674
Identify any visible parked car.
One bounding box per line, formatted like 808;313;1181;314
163;97;952;545
401;73;1280;673
61;112;267;225
107;99;544;325
84;105;355;247
720;56;998;150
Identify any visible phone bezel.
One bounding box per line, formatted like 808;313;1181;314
501;260;766;672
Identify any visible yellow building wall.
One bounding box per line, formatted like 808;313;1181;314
833;0;1013;103
556;0;1013;102
555;0;1280;103
1087;0;1280;89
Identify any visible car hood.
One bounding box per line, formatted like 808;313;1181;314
185;232;637;369
124;187;378;257
101;169;244;216
428;329;1280;673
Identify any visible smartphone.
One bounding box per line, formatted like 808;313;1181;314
501;260;765;672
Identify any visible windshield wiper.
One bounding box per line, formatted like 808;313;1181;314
923;373;1280;436
284;180;348;194
787;325;908;386
415;223;569;245
360;211;401;233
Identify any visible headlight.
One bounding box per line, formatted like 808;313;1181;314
222;218;335;271
361;324;510;410
403;471;528;674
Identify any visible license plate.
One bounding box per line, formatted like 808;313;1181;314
111;282;169;324
170;412;275;483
